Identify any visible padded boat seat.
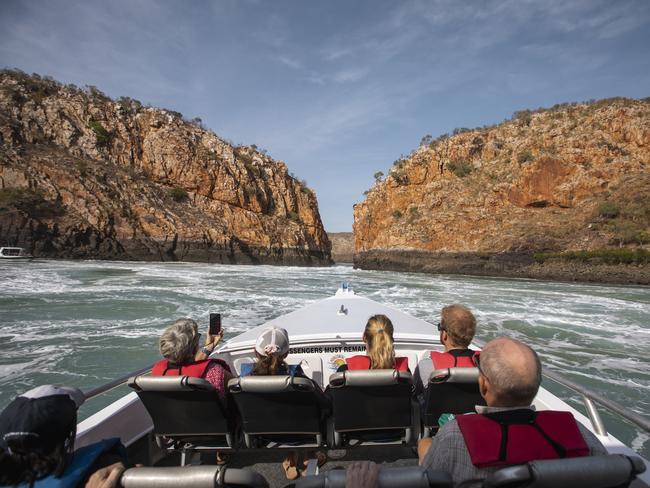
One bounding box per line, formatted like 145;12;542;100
121;466;269;488
128;375;235;464
422;367;485;437
228;375;330;448
295;466;452;488
326;370;418;447
483;454;647;488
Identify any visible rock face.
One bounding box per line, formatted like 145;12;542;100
0;71;331;265
328;232;354;263
354;98;650;283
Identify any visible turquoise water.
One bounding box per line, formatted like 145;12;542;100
0;260;648;458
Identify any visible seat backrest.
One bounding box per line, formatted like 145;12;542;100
423;367;485;428
295;466;452;488
483;454;647;488
328;370;413;432
121;466;269;488
228;376;328;437
128;375;231;437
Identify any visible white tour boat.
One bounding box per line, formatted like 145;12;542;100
0;246;33;259
75;285;649;487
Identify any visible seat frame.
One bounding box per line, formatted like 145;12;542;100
128;375;236;465
326;369;419;448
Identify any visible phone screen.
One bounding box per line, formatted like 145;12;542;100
209;313;222;335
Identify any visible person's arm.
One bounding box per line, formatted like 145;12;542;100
195;328;224;361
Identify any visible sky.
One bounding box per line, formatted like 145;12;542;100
1;1;649;231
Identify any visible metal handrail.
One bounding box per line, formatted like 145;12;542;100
472;338;650;435
83;364;152;401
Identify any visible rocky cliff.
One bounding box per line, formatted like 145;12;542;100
354;98;650;283
0;71;331;264
328;232;354;263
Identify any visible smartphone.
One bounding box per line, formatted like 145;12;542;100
209;313;222;336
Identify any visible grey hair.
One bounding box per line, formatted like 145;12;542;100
159;318;200;364
481;337;542;406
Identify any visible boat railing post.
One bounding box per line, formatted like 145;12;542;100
582;395;608;436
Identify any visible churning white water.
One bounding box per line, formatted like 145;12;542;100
0;260;648;457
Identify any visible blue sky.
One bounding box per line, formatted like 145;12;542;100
1;1;649;231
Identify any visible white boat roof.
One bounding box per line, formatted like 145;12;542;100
221;287;439;352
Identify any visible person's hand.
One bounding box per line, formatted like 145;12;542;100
84;462;125;488
205;327;224;348
346;461;379;488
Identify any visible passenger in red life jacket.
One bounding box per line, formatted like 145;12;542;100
418;337;607;487
338;314;410;372
414;304;479;396
152;318;232;402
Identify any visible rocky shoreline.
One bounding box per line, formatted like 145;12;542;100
354;250;650;285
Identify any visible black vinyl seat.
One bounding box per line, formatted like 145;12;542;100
121;466;269;488
326;370;418;447
422;367;485;437
483;454;647;488
128;375;236;465
227;375;330;448
295;466;452;488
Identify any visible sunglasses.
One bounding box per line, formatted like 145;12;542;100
475;355;489;381
436;322;446;332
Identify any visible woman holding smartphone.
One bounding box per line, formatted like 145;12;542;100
151;318;232;402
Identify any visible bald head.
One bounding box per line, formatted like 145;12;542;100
479;337;542;407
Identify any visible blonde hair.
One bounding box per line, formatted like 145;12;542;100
363;314;395;369
159;318;200;365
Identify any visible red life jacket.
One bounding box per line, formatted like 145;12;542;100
151;358;212;378
430;349;479;369
346;355;409;371
456;409;590;468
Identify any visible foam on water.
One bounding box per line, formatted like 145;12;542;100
0;260;648;457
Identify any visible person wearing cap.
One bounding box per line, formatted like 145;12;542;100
240;325;305;377
239;326;327;479
0;385;127;487
151;318;232;402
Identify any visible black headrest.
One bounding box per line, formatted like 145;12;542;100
128;375;215;392
121;466;269;488
429;367;479;385
296;466;451;488
228;376;316;394
328;370;413;388
483;454;646;488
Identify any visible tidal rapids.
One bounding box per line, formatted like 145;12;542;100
0;260;647;457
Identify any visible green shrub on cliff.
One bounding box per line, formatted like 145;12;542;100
517;150;535;165
88;121;112;147
167;187;188;202
597;202;620;219
448;160;473;178
0;187;64;219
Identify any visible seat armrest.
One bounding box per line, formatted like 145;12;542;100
128;375;216;392
329;370;413;387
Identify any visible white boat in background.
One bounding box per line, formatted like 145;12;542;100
74;285;650;487
0;246;32;259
